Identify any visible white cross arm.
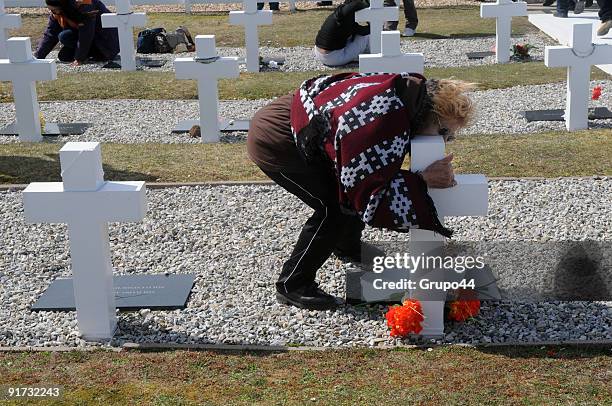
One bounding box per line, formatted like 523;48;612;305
228;10;273;25
0;59;56;81
0;13;21;28
545;44;612;67
101;12;147;27
355;6;398;23
480;2;527;18
23;181;147;223
410;136;488;217
174;57;240;79
359;53;424;74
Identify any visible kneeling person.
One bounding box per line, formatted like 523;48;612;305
35;0;119;65
314;0;371;66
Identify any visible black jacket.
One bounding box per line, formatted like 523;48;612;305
315;0;370;51
35;0;119;62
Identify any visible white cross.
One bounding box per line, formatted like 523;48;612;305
0;37;56;142
355;0;398;54
229;0;273;73
101;0;146;71
480;0;527;64
359;30;424;74
0;0;21;59
174;35;239;143
23;142;147;341
408;136;488;337
545;23;612;131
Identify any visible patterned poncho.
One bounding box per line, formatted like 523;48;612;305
290;72;452;238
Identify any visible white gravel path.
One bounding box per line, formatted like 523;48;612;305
45;33;554;74
1;179;611;348
0;80;609;144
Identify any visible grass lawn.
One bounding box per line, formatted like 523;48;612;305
0;346;610;404
0;130;610;184
0;64;609;102
10;7;537;48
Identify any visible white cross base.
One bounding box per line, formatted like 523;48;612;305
0;37;56;142
101;0;146;71
480;0;527;64
23;142;147;341
0;0;21;60
229;0;273;73
359;30;424;74
355;0;398;54
408;136;488;337
174;35;239;143
545;23;612;131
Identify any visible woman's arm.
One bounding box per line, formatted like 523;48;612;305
34;15;62;59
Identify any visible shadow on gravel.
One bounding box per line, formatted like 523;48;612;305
0;154;158;184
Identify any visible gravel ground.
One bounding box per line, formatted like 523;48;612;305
0;179;611;348
45;33;554;74
7;0;482;15
0;80;609;144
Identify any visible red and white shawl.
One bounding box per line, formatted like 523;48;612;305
290;72;452;237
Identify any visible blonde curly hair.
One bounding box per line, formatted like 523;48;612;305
427;79;478;128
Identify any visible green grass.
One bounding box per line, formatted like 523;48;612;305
0;130;610;184
0;63;609;102
0;346;610;405
10;7;537;48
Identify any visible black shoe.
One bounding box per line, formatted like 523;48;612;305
316;1;332;5
542;0;555;5
553;11;568;17
585;0;593;6
276;283;338;310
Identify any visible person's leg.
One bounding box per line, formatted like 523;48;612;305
402;0;419;31
57;29;78;62
337;34;370;63
597;0;612;35
383;0;399;30
333;214;365;257
555;0;569;16
264;170;345;294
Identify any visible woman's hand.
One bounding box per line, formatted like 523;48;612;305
420;154;456;188
70;60;81;67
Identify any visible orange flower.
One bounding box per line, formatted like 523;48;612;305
447;299;480;322
385;299;424;337
592;86;602;100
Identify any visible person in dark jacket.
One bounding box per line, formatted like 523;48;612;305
247;72;476;310
314;0;371;66
35;0;119;65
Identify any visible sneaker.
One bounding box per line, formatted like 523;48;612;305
276;283;338;310
597;20;612;36
553;11;568;17
402;27;416;37
573;0;585;14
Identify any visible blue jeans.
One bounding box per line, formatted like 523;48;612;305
58;29;78;62
556;0;577;14
57;28;105;62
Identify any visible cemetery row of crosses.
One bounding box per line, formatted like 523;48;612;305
0;0;610;345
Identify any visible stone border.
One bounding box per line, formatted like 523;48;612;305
0;176;608;192
1;339;611;353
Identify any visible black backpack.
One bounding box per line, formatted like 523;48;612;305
137;28;173;54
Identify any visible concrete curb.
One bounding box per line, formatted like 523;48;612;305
0;177;608;191
1;339;610;353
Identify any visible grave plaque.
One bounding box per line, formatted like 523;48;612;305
466;51;495;60
521;107;612;122
32;274;197;311
0;122;91;136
